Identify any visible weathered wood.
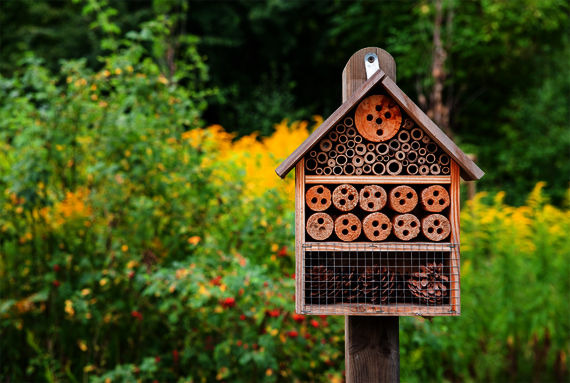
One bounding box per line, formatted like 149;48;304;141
302;242;455;252
449;160;461;314
295;159;305;313
305;175;451;184
342;47;397;100
308;303;457;316
346;316;400;383
275;68;387;179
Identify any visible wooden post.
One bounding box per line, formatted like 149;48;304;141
343;48;400;383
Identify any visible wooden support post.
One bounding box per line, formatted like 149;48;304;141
343;48;400;383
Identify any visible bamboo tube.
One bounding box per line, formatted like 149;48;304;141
421;214;451;242
402;159;409;166
386;159;403;175
328;150;337;159
329;131;339;142
430;163;441;175
335;213;361;242
316;152;328;164
388;185;418;213
346;127;357;138
332;184;359;211
344;117;354;127
344;163;355;175
355;143;367;156
336;155;348;166
367;143;375;152
426;142;438;153
315;168;323;175
324;167;333;175
389;139;401;152
383;155;390;162
398;130;411;143
352;155;364;167
364;152;376;164
438;154;450;166
347;139;356;148
372;162;385;175
339;134;348;144
306;212;334;241
418;157;426;165
402;118;415;130
422;135;431;144
420;185;450;212
363;212;392;241
305;158;318;171
401;142;411;152
407;150;418;163
336;124;346;134
426;153;436;164
418;148;427;156
395;151;406;161
376;143;389;156
336;144;346;155
442;166;450;174
411;141;421;151
320;139;333;152
310;150;317;157
359;185;387;212
333;166;343;175
355;168;363;175
411;128;424;141
407;163;419;175
419;164;429;175
363;164;372;174
392;214;421;241
354;135;363;143
345;148;355;158
306;184;332;211
388;151;395;157
327;159;336;167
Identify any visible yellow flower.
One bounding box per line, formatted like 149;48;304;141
84;365;94;372
81;289;91;296
78;340;88;351
15;207;23;214
99;278;108;286
127;65;134;73
121;245;129;252
266;369;273;377
115;68;122;75
188;236;201;245
158;75;169;85
103;70;111;77
66;76;73;84
91;94;98;101
98;101;108;108
271;243;279;252
90;84;97;91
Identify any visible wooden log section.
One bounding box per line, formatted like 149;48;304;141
362;212;392;241
355;95;402;142
335;213;362;242
386;160;403;176
421;214;451;242
306;212;334;241
359;185;387;212
420;185;450;212
411;128;424;141
388;185;418;213
333;184;359;211
306;185;332;211
305;158;318;171
392;213;420;241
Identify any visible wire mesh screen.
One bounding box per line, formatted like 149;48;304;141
301;243;459;316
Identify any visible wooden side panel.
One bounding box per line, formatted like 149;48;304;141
295;159;305;313
449;159;461;314
342;47;396;102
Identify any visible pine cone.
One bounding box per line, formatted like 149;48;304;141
305;264;339;303
407;263;449;305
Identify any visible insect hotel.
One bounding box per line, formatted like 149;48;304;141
275;52;484;317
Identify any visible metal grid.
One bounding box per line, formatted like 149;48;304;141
301;242;459;316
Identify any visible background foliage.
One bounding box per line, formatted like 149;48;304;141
1;1;569;382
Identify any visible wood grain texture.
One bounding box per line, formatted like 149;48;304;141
449;160;461;314
275;68;386;179
302;242;455;252
295;159;305;313
381;75;484;181
346;316;400;383
342;47;397;102
303;303;458;316
305;175;451;184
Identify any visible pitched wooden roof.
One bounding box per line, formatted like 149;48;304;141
275;69;484;181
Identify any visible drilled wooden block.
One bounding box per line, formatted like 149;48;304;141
306;185;332;212
354;95;402;142
421;214;451;242
392;214;420;241
306;212;334;241
332;184;359;211
335;213;362;242
420;185;450;212
362;212;391;241
388;185;418;213
359;185;387;212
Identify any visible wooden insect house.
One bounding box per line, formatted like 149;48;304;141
275;49;484;316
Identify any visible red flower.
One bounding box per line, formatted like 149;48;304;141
236;340;242;346
319;315;327;319
277;246;288;257
172;350;179;363
53;280;60;288
292;314;305;323
222;297;236;308
263;281;268;287
239;314;246;320
128;271;135;279
239;288;244;296
292;273;295;280
253;343;259;349
304;333;311;339
243;343;248;349
322;321;329;327
321;338;326;344
155;356;161;363
211;276;222;286
288;330;299;338
310;319;319;328
53;264;60;272
153;381;158;383
131;311;143;321
133;367;140;374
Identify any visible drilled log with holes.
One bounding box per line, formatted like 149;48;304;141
392;213;421;241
